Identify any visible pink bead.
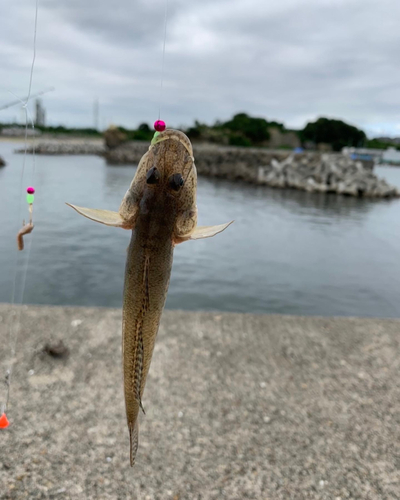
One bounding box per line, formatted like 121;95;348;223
154;120;166;132
27;186;35;194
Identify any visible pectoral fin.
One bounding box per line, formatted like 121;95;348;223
175;221;234;244
66;203;133;229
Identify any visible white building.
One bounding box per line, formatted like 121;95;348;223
35;99;46;127
382;147;400;165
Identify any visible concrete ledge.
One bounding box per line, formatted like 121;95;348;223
0;305;399;499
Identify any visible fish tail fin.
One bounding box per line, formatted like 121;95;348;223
129;420;139;467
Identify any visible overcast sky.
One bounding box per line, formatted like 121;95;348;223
1;0;400;136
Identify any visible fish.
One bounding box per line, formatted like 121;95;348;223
67;129;233;466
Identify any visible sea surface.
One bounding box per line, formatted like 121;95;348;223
1;140;400;318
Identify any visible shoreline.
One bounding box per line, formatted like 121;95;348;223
5;137;400;198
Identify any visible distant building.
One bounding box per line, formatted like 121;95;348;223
35;99;46;127
382;147;400;165
342;147;384;164
266;127;301;149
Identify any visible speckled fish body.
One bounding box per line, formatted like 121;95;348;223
122;215;174;465
67;129;233;466
121;132;195;465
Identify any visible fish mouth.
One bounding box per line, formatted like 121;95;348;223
150;129;193;157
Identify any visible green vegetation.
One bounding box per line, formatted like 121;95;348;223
36;125;102;137
186;115;368;151
300;117;366;151
365;138;400;151
3;115;398;152
220;113;271;145
117;123;153;142
186;113;287;147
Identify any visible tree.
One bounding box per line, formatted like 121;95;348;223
300;117;366;151
221;113;271;144
138;123;151;133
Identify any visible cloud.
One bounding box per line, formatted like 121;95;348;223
1;0;400;136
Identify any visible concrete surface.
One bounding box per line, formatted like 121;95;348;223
0;305;399;499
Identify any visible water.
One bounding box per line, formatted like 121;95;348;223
1;140;400;318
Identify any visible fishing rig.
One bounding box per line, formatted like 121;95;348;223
1;0;171;434
0;0;39;429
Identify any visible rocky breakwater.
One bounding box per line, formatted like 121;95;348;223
15;140;104;155
258;153;399;198
105;141;398;198
105;140;291;178
104;140;149;164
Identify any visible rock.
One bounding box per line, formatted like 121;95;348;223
15;140;104;155
0;156;5;167
43;340;69;359
305;178;316;192
103;126;127;150
259;153;399;198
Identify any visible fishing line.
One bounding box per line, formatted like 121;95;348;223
25;0;39;107
1;0;40;427
0;86;55;111
158;0;169;121
150;0;169;142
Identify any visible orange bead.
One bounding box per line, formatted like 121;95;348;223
0;413;10;428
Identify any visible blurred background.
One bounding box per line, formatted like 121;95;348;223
1;0;400;319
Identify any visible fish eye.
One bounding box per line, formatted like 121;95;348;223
169;173;184;191
146;167;160;184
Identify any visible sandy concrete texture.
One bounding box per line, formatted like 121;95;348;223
0;304;399;499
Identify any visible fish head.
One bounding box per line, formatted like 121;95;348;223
67;128;233;241
119;129;198;237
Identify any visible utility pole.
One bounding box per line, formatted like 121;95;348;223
93;98;99;131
